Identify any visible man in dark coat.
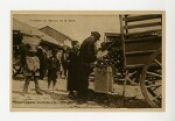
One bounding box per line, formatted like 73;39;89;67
77;31;101;98
61;50;69;79
67;41;79;98
36;46;47;80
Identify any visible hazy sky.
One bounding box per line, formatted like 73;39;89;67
13;14;120;43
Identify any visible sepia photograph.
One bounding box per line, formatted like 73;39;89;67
11;11;164;111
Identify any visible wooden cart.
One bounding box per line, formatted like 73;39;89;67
104;14;162;108
119;14;162;108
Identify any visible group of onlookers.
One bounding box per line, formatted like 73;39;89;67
14;31;101;100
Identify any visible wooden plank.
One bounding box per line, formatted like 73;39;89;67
124;15;162;22
126;29;161;37
125;53;152;65
125;63;161;69
125;39;161;52
125;36;161;43
125;22;162;29
119;15;127;70
125;50;156;55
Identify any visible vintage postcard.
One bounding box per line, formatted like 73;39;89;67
11;11;165;111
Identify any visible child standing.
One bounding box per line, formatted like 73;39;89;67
47;50;60;90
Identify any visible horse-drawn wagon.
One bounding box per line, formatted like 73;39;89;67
102;14;163;108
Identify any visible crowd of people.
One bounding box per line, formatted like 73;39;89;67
13;31;101;100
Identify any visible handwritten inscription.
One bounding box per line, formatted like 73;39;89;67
30;19;76;23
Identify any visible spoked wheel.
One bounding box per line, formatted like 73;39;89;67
140;49;162;108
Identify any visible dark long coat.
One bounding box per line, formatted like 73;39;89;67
67;48;79;91
77;36;97;94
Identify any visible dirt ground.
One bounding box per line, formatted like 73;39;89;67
11;77;151;109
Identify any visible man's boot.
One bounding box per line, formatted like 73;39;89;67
35;86;43;95
34;79;43;95
23;79;30;94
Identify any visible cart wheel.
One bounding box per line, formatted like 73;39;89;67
140;49;162;108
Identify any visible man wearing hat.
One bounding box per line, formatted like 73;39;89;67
77;31;101;99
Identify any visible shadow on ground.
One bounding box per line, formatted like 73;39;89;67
41;89;151;108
